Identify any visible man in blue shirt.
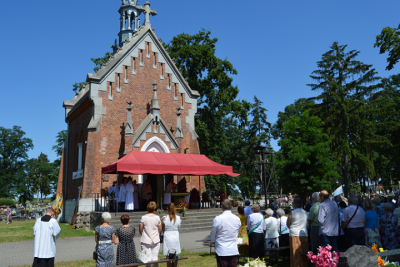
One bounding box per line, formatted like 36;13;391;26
244;200;253;223
318;190;340;253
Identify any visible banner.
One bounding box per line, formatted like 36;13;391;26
332;185;343;197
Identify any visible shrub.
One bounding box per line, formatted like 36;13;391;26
0;198;17;206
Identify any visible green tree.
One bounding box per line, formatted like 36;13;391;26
164;29;252;193
375;24;400;71
50;130;67;197
0;126;34;198
276;111;340;200
307;42;382;197
28;153;54;202
271;98;314;140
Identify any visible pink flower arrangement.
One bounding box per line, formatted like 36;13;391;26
307;245;342;267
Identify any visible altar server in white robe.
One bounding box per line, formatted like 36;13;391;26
32;207;61;267
133;180;139;210
125;177;135;211
118;178;127;211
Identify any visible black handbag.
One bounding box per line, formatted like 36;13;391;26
160;233;164;243
93;248;98;261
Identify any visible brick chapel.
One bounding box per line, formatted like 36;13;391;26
56;0;205;222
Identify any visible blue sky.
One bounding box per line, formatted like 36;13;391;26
1;0;399;162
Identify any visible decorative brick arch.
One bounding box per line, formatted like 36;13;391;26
141;136;170;153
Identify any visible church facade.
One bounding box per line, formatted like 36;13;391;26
56;0;205;222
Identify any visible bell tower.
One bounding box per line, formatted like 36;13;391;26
118;0;142;46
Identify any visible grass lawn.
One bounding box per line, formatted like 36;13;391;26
0;220;94;243
13;250;291;267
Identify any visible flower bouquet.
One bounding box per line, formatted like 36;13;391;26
239;258;266;267
307;245;341;267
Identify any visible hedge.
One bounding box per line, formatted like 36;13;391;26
0;198;17;206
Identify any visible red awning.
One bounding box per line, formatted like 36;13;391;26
101;151;240;177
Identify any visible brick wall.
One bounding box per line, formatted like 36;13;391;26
62;39;205;200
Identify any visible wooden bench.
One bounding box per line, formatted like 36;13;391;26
203;241;248;256
116;257;188;266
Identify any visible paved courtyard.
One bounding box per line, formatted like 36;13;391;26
0;230;213;267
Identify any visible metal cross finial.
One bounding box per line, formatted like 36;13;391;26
127;99;132;107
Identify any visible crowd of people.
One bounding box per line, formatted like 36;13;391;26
93;201;181;267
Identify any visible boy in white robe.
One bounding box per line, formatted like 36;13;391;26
133;180;139;210
32;207;61;267
125;177;135;211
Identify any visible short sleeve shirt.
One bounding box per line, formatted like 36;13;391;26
308;202;320;227
140;214;161;245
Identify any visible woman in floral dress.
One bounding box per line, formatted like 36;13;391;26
237;206;249;255
95;212;116;267
380;203;398;250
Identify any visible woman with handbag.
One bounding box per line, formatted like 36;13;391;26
277;208;289;260
94;212;115;267
264;208;279;258
247;204;265;259
114;214;136;265
139;201;162;266
162;203;181;267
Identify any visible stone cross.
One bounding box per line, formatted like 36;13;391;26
143;1;157;26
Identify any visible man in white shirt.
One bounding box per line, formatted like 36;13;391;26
210;199;241;267
32;207;61;267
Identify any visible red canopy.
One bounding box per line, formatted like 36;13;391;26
101;151;240;177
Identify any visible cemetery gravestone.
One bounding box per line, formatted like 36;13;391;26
338;245;377;267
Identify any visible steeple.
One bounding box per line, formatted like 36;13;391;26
125;99;134;136
175;107;183;140
150;81;160;117
118;0;142;46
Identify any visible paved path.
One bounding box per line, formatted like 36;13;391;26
0;230;213;267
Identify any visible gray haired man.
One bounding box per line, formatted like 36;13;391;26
308;192;321;254
210;199;241;267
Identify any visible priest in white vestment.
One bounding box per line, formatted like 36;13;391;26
133;180;139;210
164;179;177;205
118;178;127;211
32;207;61;267
125;177;134;211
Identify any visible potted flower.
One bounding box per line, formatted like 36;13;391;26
307;245;341;266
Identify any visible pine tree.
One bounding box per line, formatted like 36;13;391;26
307;42;382;197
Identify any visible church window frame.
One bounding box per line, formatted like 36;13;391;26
174;83;178;101
140;50;144;66
108;82;113;100
132;57;136;75
146;42;150;58
153;53;157;69
124;66;129;83
160;63;164;79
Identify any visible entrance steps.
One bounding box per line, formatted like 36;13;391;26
107;207;238;233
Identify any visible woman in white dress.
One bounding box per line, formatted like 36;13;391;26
264;208;279;255
162;203;181;267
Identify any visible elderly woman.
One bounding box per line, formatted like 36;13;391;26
139;201;162;265
277;208;290;260
287;198;308;267
114;214;136;265
363;198;381;248
95;212;116;267
373;197;385;225
380;203;398;250
264;208;279;255
393;204;400;243
237;206;249;255
247;204;265;259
